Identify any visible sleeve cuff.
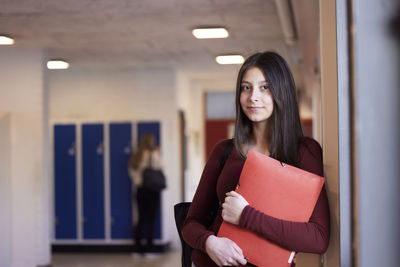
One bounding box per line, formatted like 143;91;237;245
238;205;252;227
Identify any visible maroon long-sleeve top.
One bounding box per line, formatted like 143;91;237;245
181;138;330;267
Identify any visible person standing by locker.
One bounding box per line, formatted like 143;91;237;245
128;133;163;255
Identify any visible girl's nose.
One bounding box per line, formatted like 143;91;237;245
250;88;260;101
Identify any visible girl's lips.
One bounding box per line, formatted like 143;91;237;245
248;107;263;111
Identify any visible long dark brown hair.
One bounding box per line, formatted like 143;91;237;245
129;133;156;169
234;51;303;166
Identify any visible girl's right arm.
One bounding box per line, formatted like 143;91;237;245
181;141;226;250
181;140;246;266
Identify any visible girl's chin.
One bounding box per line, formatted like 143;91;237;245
249;117;270;123
245;112;272;123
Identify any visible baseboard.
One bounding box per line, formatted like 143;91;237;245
52;243;170;253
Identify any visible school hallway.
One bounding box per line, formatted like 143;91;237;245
1;0;400;267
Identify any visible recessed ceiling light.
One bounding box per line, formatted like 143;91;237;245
47;60;70;70
0;36;14;45
192;28;229;39
215;55;244;65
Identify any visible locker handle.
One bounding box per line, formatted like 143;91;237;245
68;142;76;156
124;146;131;154
97;142;104;155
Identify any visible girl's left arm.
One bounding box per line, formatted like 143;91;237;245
238;185;330;253
228;138;330;253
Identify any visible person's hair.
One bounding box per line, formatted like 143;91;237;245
129;133;156;169
234;51;303;166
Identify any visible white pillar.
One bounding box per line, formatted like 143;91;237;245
0;47;50;267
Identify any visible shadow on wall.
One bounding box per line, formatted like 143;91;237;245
389;4;400;45
389;3;400;143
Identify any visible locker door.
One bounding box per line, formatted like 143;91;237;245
137;122;160;147
82;124;105;239
110;123;133;239
54;124;77;239
137;122;162;239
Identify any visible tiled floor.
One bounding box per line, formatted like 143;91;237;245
52;250;181;267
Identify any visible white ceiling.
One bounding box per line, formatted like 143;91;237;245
0;0;300;70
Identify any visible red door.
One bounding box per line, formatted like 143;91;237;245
205;119;235;160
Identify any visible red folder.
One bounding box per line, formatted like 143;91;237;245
217;150;324;267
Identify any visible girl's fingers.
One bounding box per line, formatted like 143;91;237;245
237;256;247;265
231;241;243;256
226;191;237;197
230;242;247;265
229;191;241;197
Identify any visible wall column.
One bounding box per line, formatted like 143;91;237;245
352;0;400;266
320;0;340;266
0;47;50;267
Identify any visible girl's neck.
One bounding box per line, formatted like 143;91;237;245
249;121;270;155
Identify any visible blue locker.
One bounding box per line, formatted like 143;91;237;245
54;124;77;239
137;122;160;147
110;123;133;239
82;124;105;239
137;122;162;239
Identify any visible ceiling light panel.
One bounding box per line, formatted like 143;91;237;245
192;28;229;39
47;60;70;70
0;36;14;45
215;55;244;65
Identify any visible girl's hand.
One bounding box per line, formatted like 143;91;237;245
222;191;249;225
205;235;247;266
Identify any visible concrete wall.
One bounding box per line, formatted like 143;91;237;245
353;0;400;266
49;68;176;121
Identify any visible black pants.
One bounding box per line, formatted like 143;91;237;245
134;187;160;253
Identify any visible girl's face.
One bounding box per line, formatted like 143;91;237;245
240;67;274;124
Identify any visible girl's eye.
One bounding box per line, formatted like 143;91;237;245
241;85;251;91
261;85;270;91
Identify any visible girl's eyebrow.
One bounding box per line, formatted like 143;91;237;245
241;80;269;84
